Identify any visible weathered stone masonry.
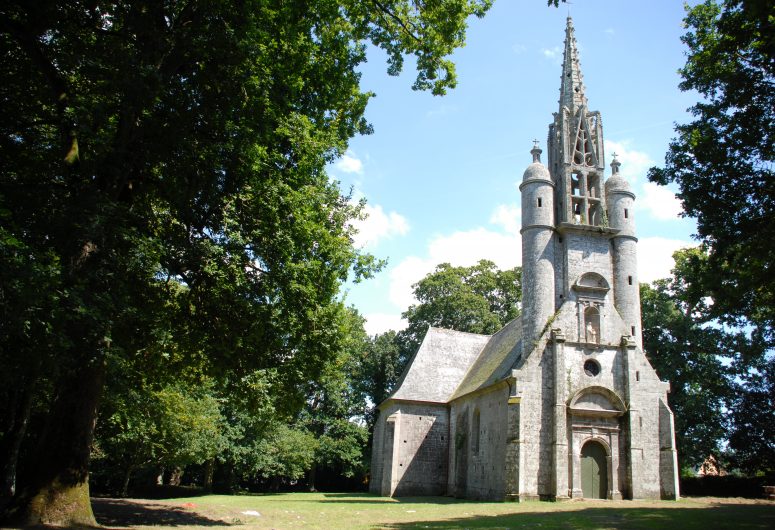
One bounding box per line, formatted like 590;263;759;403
370;17;679;502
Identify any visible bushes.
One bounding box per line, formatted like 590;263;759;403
681;475;773;498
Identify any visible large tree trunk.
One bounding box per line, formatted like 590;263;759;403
0;385;35;500
203;459;215;492
168;467;183;487
16;361;105;527
307;466;317;492
121;467;134;498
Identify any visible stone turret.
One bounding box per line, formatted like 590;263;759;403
520;144;555;347
605;155;643;349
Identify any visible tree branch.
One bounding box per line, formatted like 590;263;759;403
370;0;421;43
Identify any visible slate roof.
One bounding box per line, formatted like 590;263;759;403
384;318;524;406
386;327;490;404
450;317;523;400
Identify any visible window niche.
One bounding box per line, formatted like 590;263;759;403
571;172;582;196
584;306;601;344
572;198;584;224
586;173;600;198
573;273;609;345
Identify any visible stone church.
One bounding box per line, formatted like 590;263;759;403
370;18;680;501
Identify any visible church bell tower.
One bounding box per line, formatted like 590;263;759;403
520;16;644;349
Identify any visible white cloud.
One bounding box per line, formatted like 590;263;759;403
604;28;615;35
489;203;521;236
604;139;653;184
351;204;410;248
640;182;684;220
388;256;437;310
363;313;407;336
427;228;521;269
335;151;363;174
605;140;685;220
387;205;522;311
638;237;694;283
542;46;562;63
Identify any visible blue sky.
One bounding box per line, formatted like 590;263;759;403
329;1;700;335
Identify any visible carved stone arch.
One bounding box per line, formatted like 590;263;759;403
568;386;625;500
569;385;626;417
581;434;612;456
576;272;609;290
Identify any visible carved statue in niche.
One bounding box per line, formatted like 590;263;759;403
586;321;598;343
584;305;600;343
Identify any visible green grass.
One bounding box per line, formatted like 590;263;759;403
92;492;775;530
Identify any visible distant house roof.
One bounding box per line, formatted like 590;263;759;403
451;317;523;400
385;327;491;404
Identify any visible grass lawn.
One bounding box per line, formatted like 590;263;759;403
91;492;775;530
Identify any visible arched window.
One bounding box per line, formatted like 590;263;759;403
585;306;600;343
472;409;481;454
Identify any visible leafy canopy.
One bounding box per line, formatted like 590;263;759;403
648;0;775;346
0;0;502;522
399;260;521;357
640;248;767;472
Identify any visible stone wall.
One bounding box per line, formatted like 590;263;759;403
450;386;510;500
371;401;450;496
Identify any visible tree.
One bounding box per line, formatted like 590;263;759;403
0;1;498;525
355;331;407;430
728;358;775;474
648;0;775;347
640;248;764;471
299;307;370;491
252;424;318;490
94;382;225;497
400;260;522;354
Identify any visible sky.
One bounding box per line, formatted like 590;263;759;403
328;0;701;336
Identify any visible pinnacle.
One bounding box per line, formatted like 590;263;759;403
559;16;587;112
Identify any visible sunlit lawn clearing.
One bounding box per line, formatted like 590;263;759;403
92;492;775;530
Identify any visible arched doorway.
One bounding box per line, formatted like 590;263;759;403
580;441;608;499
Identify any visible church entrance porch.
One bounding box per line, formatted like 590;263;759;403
568;386;625;500
581;441;608;499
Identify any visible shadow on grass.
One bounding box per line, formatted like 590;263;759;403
322;493;464;505
92;498;229;528
377;503;775;530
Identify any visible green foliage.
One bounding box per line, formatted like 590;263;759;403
253;425;318;482
400;260;522;354
640;248;766;471
648;0;775;347
728;359;775;474
94;378;226;494
298;307;370;483
355;331;407;429
341;0;494;95
0;0;497;511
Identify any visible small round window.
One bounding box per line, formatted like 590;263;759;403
584;359;600;377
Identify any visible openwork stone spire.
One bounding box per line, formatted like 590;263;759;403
559;17;587;112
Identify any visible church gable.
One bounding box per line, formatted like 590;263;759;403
387;327;490;404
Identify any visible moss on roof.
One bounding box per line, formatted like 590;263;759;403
450;317;523;400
